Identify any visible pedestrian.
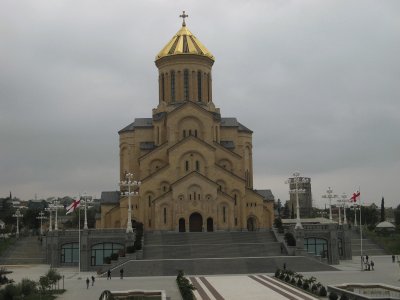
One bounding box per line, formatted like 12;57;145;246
120;268;124;279
365;254;369;262
371;260;374;270
86;277;90;289
283;263;286;270
361;255;364;264
91;275;95;286
367;262;370;271
107;269;111;280
392;255;395;263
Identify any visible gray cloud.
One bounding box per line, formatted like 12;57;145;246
1;0;399;208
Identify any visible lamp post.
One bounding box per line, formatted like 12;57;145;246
80;194;93;230
339;193;348;225
119;173;141;233
36;211;47;236
322;187;338;221
286;172;309;230
12;209;23;238
45;206;52;232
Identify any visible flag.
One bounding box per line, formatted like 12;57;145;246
350;191;360;202
66;199;81;215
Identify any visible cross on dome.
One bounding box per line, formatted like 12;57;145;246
179;10;188;26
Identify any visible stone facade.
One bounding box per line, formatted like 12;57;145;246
97;21;274;232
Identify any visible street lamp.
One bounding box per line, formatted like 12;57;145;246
322;187;338;221
80;194;93;230
119;173;141;233
12;209;23;238
338;193;349;225
286;172;309;230
45;206;53;232
36;211;48;236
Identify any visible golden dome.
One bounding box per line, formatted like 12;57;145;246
156;25;214;61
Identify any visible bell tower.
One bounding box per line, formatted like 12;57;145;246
154;12;215;110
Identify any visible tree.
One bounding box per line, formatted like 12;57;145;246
394;204;400;227
380;197;385;222
282;201;290;218
277;199;282;217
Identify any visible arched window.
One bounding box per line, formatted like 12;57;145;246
197;71;202;101
304;238;328;258
163;207;167;224
61;243;79;263
171;71;175;102
223;206;226;223
183;69;189;100
194;130;198;137
185;161;189;171
183;130;186;138
161;74;165;101
196;160;200;171
148;195;151;207
207;73;211;102
91;243;123;266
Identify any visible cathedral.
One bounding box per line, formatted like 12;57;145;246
98;15;275;232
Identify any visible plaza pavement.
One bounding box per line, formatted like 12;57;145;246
4;255;400;300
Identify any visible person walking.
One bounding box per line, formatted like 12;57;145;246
283;263;286;270
392;255;395;263
120;268;124;279
91;275;95;286
86;277;90;289
371;260;374;270
107;269;111;280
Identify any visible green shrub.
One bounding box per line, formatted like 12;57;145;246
290;278;296;285
274;269;280;278
20;278;37;296
302;281;309;290
319;286;327;297
126;245;136;253
340;294;349;300
279;273;285;280
176;270;196;300
284;275;290;282
296;279;302;287
103;256;111;264
3;283;19;298
284;232;296;246
311;284;318;293
329;291;338;300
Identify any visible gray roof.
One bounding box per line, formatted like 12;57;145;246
220;118;252;133
100;191;120;204
120;117;252;134
254;189;275;201
119;118;153;133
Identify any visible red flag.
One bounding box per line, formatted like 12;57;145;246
350;191;360;202
66;199;81;214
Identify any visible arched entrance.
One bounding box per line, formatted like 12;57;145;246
247;217;256;231
179;218;186;232
207;217;213;232
189;213;203;232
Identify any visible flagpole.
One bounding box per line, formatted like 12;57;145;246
359;187;363;271
78;198;81;275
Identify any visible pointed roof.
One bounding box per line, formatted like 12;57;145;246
156;25;214;61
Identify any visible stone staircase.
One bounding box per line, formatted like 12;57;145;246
0;235;45;265
105;231;336;277
351;230;387;257
143;231;282;259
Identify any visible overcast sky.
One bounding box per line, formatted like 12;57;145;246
1;0;399;208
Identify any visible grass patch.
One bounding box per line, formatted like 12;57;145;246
0;237;16;256
363;229;400;254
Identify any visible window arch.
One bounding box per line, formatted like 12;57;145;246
170;71;176;102
183;69;189;100
304;238;328;258
61;243;79;263
197;71;202;101
91;243;123;266
161;73;165;101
